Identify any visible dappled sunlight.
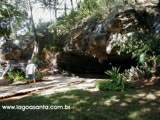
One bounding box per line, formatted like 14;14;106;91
128;111;141;120
145;93;157;100
1;0;160;120
104;96;120;106
120;102;128;107
1;88;160;120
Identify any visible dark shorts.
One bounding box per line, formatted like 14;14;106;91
27;74;35;80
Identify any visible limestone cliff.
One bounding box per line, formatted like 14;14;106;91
55;2;160;73
63;3;160;62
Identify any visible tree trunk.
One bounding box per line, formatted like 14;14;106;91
28;0;39;60
70;0;74;11
54;0;58;21
158;0;160;7
64;0;67;16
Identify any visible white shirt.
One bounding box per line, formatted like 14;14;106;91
26;63;37;75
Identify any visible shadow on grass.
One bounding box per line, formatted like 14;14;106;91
0;87;160;120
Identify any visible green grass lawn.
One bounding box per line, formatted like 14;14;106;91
0;87;160;120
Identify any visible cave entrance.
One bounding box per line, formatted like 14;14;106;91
57;52;137;77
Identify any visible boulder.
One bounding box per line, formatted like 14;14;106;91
64;4;160;61
57;4;160;73
0;40;34;61
64;7;140;62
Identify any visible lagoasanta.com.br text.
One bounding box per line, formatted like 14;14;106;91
1;105;71;111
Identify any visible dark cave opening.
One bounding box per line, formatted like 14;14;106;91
57;52;137;77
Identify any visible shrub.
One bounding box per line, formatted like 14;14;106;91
115;33;160;63
123;66;147;82
97;67;125;91
112;33;160;79
35;71;44;80
6;69;25;83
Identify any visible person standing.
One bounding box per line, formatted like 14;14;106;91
26;60;37;83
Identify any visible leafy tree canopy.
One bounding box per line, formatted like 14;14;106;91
0;2;27;37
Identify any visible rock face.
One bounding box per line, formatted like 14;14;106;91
57;3;160;73
64;8;139;62
0;38;34;61
64;5;160;59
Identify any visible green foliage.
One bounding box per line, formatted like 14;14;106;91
35;71;43;80
115;33;160;64
116;34;148;59
0;2;24;19
49;0;103;36
97;67;125;91
50;11;87;36
6;69;25;83
81;0;100;14
112;33;160;81
0;2;27;37
32;55;45;67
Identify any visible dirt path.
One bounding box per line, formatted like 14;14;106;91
0;75;102;100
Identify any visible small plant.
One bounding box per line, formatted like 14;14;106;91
97;67;125;91
35;71;44;80
123;66;147;82
6;69;25;83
